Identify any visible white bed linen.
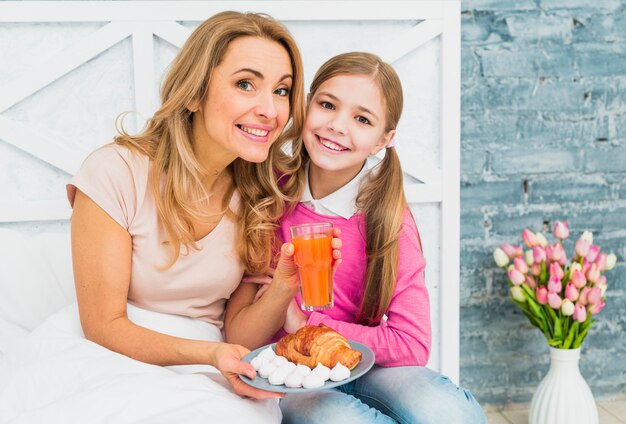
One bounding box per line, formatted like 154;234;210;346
0;303;281;424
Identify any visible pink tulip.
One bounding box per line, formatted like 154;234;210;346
588;300;605;315
586;263;601;283
579;287;591;305
532;246;546;264
573;303;587;323
522;229;538;247
531;263;542;276
561;299;575;316
508;269;525;286
553;220;570;240
575;239;591;259
582;259;591;275
546;242;565;262
514;257;529;274
565;282;579;301
595;253;607;272
547;276;562;293
549;262;564;280
586;245;600;263
500;243;523;258
525;275;537;290
536;287;548;305
587;287;602;305
570;269;587;289
548;292;562;309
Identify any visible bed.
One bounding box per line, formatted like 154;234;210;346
0;1;461;422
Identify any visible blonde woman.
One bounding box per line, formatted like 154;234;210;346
0;11;314;422
228;52;487;423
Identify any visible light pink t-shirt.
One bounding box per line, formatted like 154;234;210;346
67;144;245;328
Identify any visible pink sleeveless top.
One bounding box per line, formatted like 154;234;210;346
67;144;244;328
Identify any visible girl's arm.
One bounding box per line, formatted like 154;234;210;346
72;190;280;399
287;218;431;367
223;244;300;349
224;234;343;349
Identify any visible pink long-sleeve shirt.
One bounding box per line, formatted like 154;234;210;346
277;203;431;367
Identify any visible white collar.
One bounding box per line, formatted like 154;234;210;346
300;158;375;219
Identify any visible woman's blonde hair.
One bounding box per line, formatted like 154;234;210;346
298;52;409;326
115;11;305;272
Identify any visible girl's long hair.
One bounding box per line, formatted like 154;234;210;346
114;11;305;272
300;52;407;326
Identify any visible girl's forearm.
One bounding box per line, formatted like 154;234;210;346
224;284;294;349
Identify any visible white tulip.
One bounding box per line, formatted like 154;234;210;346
493;248;509;267
605;253;617;271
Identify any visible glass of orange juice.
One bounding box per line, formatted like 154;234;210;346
290;222;334;311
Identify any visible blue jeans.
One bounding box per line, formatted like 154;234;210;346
279;366;487;424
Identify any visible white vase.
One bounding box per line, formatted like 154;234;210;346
529;347;598;424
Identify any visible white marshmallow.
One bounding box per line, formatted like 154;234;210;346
268;369;289;386
272;355;288;367
295;364;312;376
284;371;304;388
258;361;277;378
311;363;331;381
250;356;263;371
279;361;297;374
302;373;325;389
258;346;276;361
329;362;351;382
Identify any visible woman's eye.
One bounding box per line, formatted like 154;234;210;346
356;116;370;125
275;87;290;97
320;101;334;110
237;80;253;91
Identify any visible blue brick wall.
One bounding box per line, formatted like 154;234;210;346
460;0;626;407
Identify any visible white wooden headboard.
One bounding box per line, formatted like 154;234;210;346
0;0;461;383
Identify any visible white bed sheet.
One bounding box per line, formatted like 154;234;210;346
0;230;282;423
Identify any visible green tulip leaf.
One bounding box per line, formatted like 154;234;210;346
554;317;562;340
562;321;579;349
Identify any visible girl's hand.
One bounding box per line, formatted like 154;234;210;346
271;242;300;296
212;343;283;399
283;298;307;334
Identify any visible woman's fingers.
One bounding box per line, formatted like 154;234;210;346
241;275;273;285
253;284;271;303
216;344;284;399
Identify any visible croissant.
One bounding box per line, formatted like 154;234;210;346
275;324;362;370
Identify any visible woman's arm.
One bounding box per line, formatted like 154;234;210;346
71;190;280;398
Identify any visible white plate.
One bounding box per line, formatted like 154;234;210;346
239;340;375;393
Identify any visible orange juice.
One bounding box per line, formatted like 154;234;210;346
290;223;334;311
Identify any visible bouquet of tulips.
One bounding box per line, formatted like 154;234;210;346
493;221;616;349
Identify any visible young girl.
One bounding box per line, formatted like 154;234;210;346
230;52;487;423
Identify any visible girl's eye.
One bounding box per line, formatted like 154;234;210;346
275;87;290;97
320;101;334;110
237;80;253;91
356;116;370;125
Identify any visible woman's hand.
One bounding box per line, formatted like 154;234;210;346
212;343;283;399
